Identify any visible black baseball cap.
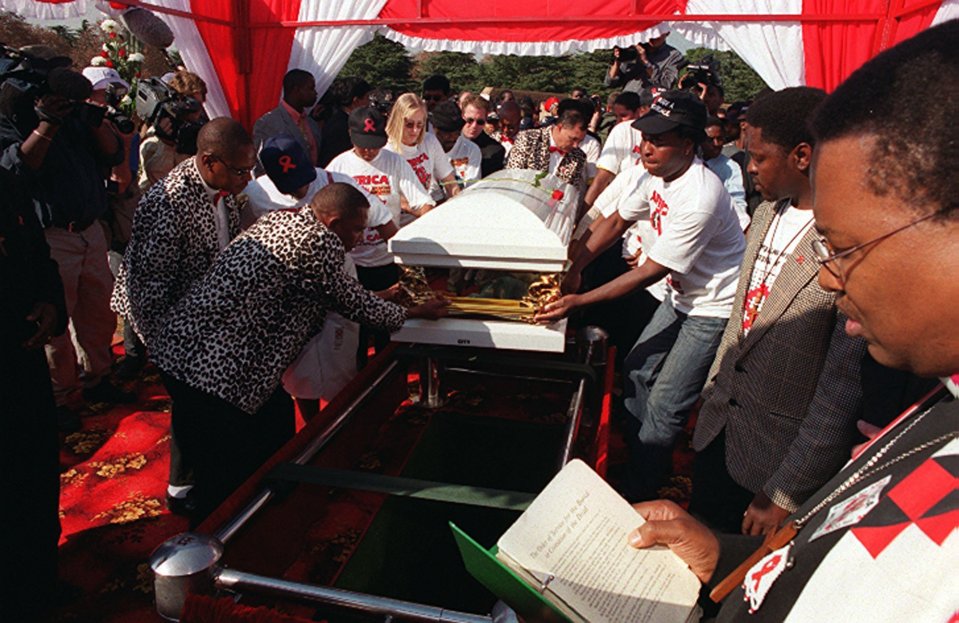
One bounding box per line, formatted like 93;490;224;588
431;100;464;132
348;106;388;149
260;135;317;195
632;90;707;135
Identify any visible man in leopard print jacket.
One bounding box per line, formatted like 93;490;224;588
111;118;256;348
150;182;447;516
505;100;588;191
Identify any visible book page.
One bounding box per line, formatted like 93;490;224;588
497;460;700;623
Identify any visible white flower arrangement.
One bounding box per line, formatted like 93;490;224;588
91;56;108;67
128;52;145;63
100;19;119;33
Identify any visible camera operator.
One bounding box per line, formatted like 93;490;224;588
605;30;686;92
0;46;133;418
679;56;725;115
137;77;205;190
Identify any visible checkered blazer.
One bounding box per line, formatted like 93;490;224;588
693;200;865;511
505;126;586;190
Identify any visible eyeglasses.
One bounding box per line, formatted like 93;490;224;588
811;211;939;284
211;156;255;177
464;117;486;125
404;120;425;130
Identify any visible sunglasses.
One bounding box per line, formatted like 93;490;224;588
404;120;426;130
464;117;487;125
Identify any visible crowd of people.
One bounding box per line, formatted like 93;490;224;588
1;20;955;622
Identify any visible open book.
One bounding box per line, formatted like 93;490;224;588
452;459;701;623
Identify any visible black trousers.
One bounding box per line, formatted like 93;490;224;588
160;371;295;520
688;431;756;534
0;344;60;620
356;262;399;368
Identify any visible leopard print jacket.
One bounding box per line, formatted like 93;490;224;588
150;206;407;414
111;158;241;347
504;126;587;190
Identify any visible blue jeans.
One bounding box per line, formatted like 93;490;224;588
622;299;727;499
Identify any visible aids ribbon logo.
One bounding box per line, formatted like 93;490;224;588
278;155;296;174
363;118;376;133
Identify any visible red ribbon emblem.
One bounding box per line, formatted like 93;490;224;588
363;118;376;133
278;155;296;173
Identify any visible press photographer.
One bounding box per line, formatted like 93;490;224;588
604;30;686;91
0;44;133;419
679;54;724;115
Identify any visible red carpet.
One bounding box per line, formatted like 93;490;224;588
56;364;188;622
54;348;695;622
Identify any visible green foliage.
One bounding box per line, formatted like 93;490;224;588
415;51;482;92
339;33;416;94
685;47;769;102
478;51;614;96
338;36;767;103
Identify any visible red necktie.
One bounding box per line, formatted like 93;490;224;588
549;145;567;156
501;135;514;145
215;190;230;203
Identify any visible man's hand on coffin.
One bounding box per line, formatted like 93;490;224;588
406;295;450;320
375;283;401;301
534;294;581;323
629;500;719;584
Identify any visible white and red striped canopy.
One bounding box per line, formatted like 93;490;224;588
11;0;959;127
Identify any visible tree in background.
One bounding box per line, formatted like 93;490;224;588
337;35;768;103
414;50;482;92
339;33;416;94
685;47;768;102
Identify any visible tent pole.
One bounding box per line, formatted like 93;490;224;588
233;0;253;129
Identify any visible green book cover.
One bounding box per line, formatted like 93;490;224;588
450;522;572;623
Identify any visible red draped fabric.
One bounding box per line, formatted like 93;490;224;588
802;0;941;91
191;0;301;125
380;0;685;45
248;0;301;128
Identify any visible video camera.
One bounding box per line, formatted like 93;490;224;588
613;45;639;63
0;45;134;132
679;55;722;96
135;76;203;144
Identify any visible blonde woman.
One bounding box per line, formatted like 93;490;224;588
385;93;460;223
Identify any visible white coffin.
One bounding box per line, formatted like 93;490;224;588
388;170;578;353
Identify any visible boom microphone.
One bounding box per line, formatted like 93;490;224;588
121;7;175;49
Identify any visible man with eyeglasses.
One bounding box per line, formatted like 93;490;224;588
460;94;505;178
112;117;255;516
689;88;868;539
629;22;958;621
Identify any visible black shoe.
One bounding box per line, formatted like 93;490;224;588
57;406;82;434
82;378;136;405
166;493;198;517
115;355;145;381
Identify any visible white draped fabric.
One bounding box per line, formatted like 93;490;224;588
379;23;669;57
932;0;959;24
676;0;805;89
1;0;85;19
150;0;231;118
288;0;386;101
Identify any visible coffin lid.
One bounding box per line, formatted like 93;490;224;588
388;170;579;271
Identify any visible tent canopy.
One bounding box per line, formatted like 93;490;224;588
12;0;959;126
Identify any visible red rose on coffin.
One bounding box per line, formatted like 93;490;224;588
100;50;109;58
106;60;114;68
552;190;564;201
118;48;127;57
